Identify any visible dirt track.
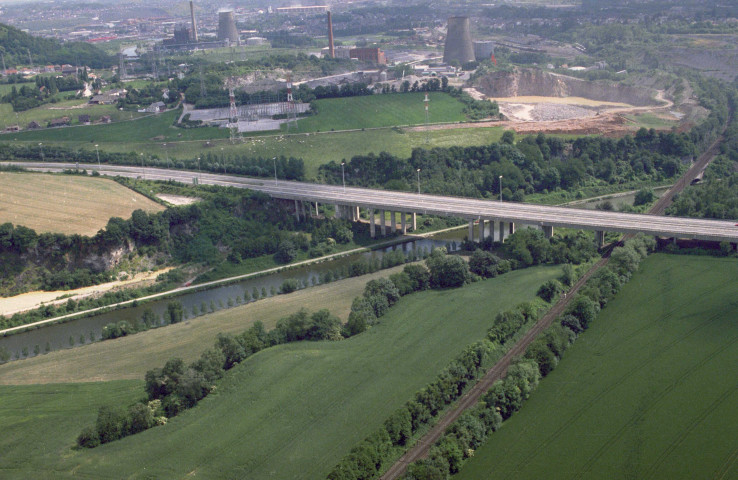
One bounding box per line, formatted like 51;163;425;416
381;118;729;480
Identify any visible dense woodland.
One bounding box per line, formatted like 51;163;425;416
0;23;113;68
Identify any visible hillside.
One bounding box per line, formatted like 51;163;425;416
0;23;113;69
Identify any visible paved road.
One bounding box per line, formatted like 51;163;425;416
7;162;738;243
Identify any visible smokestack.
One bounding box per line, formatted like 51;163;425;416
327;11;335;58
190;1;199;43
218;10;239;46
443;16;475;65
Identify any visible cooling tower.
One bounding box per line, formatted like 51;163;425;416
443;16;475;65
190;1;199;43
218;10;239;45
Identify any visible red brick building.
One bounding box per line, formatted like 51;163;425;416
349;47;386;65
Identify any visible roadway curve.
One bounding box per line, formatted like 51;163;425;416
5;162;738;243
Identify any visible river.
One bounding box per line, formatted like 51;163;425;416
0;230;471;361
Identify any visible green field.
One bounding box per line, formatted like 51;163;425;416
284;92;467;133
0;99;145;130
0;265;561;479
7;115;503;178
457;254;738;480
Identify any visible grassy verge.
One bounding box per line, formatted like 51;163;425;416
456;254;738;480
0;265;561;479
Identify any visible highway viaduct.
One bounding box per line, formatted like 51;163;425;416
9;162;738;246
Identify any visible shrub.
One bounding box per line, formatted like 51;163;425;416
537;279;563;303
403;263;430;291
279;278;300;294
76;426;100;448
468;249;500;278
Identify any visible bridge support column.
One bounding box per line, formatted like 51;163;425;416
468;220;474;241
595;230;605;249
479;219;485;243
543;225;554;238
391;211;397;233
300;201;306;219
401;213;407;234
490;221;495;243
380;210;386;236
509;222;515;236
295;200;300;221
369;209;376;238
334;204;341;219
499;221;506;242
412;213;417;231
353;206;360;222
315;202;319;217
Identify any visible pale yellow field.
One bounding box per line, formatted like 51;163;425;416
0;265;407;384
493;96;632;107
0;172;165;235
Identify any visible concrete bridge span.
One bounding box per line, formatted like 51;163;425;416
10;163;738;246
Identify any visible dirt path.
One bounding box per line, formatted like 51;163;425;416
381;115;729;480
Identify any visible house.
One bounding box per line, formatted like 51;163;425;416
27;121;42;129
145;101;166;113
61;64;78;75
89;94;116;105
48;116;71;128
78;114;91;125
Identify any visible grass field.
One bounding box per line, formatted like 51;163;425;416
284;92;467;133
0;99;145;130
7;118;504;177
457;254;738;480
0;265;561;479
624;112;680;130
0;264;413;384
0;172;165;235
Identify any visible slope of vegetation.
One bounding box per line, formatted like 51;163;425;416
0;265;561;479
456;254;738;480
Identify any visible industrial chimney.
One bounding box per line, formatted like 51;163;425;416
218;10;239;45
443;16;475;65
327;11;335;58
190;1;199;43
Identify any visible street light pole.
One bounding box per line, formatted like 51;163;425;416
197;156;201;184
341;161;346;192
273;157;278;185
417;168;421;194
499;175;503;202
39;143;44;163
95;144;100;169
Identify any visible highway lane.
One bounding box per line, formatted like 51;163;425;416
7;162;738;242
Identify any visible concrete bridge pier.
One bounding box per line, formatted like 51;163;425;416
295;200;301;221
391;211;397;233
380;210;386;236
543;225;554;238
489;220;495;243
509;222;515;237
412;213;417;231
595;230;605;248
401;213;407;234
499;221;506;242
369;209;376;238
315;202;319;217
353;206;360;222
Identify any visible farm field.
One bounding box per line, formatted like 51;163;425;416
0;172;165;235
0;265;562;479
0;264;412;384
457;253;738;480
284;91;467;133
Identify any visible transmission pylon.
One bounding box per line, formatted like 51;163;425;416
200;65;206;97
227;78;243;144
424;92;430;144
286;73;298;131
